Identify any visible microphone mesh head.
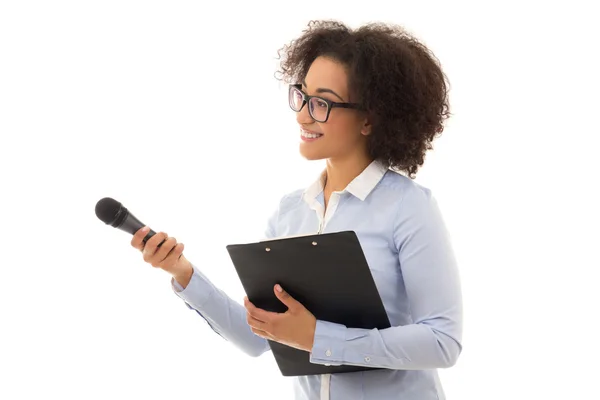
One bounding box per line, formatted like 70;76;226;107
95;197;122;225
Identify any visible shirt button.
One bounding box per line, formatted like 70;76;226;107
325;350;332;357
364;356;371;362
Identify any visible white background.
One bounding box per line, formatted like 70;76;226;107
1;1;599;399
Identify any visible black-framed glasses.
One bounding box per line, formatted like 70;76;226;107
288;84;362;123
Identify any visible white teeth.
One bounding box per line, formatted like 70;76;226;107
301;131;323;139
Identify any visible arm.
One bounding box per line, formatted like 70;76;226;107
171;265;270;357
171;203;282;358
309;190;463;369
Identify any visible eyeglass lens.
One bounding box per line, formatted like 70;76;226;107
289;86;329;122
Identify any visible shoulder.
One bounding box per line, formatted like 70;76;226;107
273;188;305;216
378;170;445;238
379;172;449;248
263;188;306;238
378;170;435;207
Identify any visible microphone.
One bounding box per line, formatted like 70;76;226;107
95;197;156;244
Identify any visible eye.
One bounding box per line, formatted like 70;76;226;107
315;99;328;108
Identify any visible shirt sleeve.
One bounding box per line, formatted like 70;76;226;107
309;189;463;370
170;202;282;358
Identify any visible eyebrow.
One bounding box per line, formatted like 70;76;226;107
302;79;345;102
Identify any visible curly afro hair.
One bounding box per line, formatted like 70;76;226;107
275;20;451;179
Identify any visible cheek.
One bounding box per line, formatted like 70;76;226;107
320;118;362;140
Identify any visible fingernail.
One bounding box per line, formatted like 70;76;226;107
275;284;283;292
142;226;149;232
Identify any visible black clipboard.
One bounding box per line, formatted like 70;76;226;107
226;230;391;376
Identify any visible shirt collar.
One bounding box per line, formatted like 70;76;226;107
302;160;389;203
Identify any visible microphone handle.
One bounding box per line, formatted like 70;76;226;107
143;230;157;244
117;211;157;244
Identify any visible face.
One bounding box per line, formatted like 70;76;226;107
293;56;371;162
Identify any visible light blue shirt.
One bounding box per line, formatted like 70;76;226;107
172;160;463;400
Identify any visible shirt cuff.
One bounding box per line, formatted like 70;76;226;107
171;278;184;292
170;264;216;310
309;320;347;366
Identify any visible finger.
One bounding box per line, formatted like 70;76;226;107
159;242;185;268
153;236;177;263
244;297;275;323
251;327;275;340
274;284;301;312
131;226;150;250
246;312;267;331
142;232;168;260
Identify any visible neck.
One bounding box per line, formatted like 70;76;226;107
324;152;374;193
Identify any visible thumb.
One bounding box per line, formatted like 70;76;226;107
274;284;301;312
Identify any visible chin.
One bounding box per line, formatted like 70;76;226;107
302;154;326;161
299;148;327;161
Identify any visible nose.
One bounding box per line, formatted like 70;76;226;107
296;102;314;125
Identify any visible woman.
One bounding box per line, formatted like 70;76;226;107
131;20;463;400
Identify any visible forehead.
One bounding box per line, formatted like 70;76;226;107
304;56;349;95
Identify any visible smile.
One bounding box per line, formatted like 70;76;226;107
300;129;323;141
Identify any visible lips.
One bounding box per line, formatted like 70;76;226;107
300;129;323;140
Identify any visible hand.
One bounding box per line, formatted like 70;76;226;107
131;226;192;284
244;284;317;352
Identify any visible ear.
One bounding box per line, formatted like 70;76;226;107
360;115;373;136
